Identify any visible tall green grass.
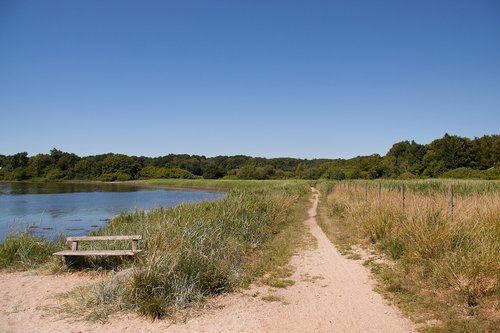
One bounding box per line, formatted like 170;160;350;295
318;180;500;332
63;180;310;320
341;179;500;195
0;231;63;270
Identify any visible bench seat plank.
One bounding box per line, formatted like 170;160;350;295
53;249;143;256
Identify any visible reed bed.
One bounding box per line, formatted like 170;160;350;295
319;180;500;332
62;180;310;321
0;231;63;270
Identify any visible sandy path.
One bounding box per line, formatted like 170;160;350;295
166;188;415;333
0;188;415;332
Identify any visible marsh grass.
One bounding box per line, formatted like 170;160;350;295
60;274;127;322
61;180;311;321
0;231;64;270
317;180;500;332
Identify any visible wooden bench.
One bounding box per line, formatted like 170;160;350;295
53;235;143;264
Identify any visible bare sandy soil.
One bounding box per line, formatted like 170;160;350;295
0;188;415;333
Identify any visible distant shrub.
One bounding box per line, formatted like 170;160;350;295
1;168;29;181
139;166;197;179
46;168;65;180
397;172;417;179
422;160;446;177
442;167;480;179
100;173;117;182
116;172;133;181
322;168;346;180
482;168;500;180
157;167;197;179
442;167;500;180
347;169;361;179
202;165;227;179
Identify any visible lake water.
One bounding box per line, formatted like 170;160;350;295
0;182;225;242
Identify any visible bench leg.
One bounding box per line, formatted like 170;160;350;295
59;256;71;269
61;256;77;268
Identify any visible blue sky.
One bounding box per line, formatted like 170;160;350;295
1;0;499;159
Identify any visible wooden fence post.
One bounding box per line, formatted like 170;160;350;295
448;184;454;222
378;182;382;203
400;185;405;210
365;182;368;202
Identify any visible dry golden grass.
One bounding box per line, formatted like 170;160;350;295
318;181;500;332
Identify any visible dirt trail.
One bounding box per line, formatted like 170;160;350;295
165;188;415;333
0;188;415;332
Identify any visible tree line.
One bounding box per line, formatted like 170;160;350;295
1;134;498;181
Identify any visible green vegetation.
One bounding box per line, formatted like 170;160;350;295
0;232;63;270
1;179;312;321
1;134;499;181
343;179;500;195
317;180;500;332
57;179;311;321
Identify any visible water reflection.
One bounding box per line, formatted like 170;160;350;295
0;182;225;241
0;182;146;195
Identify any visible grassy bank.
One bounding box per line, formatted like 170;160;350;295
0;232;63;270
317;179;500;332
59;179;311;321
134;178;308;190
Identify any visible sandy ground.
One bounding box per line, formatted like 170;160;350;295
0;188;415;333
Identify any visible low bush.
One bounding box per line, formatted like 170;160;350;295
442;167;500;180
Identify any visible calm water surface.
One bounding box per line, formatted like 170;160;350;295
0;182;225;241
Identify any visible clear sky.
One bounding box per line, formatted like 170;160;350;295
1;0;499;159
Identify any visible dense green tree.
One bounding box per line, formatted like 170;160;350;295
0;155;7;168
8;152;29;169
182;158;204;176
27;154;53;177
383;141;426;177
322;168;346;180
223;155;251;170
139;166;196;179
74;157;102;179
202;164;227;179
236;164;275;180
138;166;158;179
50;148;64;162
422;134;474;175
101;154;141;180
57;153;80;175
294;163;306;178
347;168;362;179
300;165;327;179
1;134;499;181
269;158;301;172
474;135;500;169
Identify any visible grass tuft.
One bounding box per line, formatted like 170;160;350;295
0;231;63;270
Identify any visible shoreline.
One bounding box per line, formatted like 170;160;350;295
0;181;227;243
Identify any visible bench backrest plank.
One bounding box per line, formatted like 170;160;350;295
53;235;143;262
66;235;142;242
